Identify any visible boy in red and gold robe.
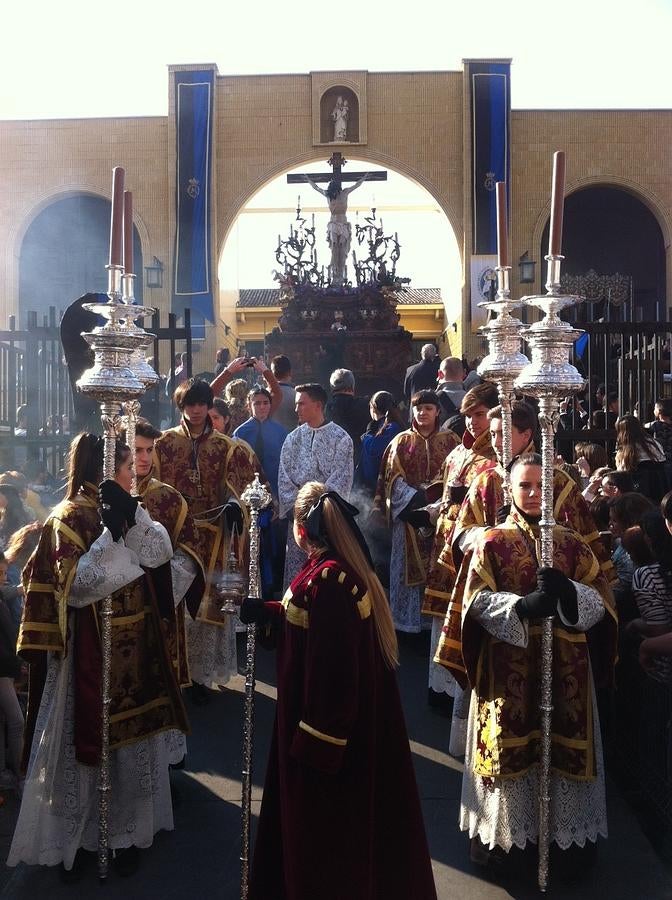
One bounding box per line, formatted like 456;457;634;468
154;379;265;696
458;453;617;874
373;390;458;633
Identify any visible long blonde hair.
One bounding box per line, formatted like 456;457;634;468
295;481;399;669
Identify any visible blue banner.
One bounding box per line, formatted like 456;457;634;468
173;69;214;322
469;62;511;255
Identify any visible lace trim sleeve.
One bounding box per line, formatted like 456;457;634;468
390;478;418;520
170;551;198;605
469;589;529;648
558;581;605;632
124;505;173;569
69;530;145;606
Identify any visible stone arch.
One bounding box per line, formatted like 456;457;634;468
218;150;462;263
7;186;152;323
530;177;668;315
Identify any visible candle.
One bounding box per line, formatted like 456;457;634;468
109;166;125;267
548;151;566;257
123;190;134;276
278;234;281;247
297;195;301;209
495;181;509;267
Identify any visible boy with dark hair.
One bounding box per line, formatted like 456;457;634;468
154;380;263;700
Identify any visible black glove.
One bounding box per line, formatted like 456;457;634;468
515;589;557;620
100;504;126;542
404;509;432;529
397;490;428;523
536;566;578;622
99;479;138;527
240;596;268;626
448;485;468;505
223;501;244;533
496;504;511;525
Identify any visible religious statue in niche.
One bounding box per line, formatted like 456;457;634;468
331;95;350;142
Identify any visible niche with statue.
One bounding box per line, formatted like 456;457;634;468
319;87;360;143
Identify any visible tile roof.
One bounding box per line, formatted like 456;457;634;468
236;287;442;308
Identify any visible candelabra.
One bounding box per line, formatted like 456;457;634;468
239;474;272;900
514;252;585;892
477;263;529;497
76;262;154;881
120;269;158;493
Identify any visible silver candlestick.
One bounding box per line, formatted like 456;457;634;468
120;270;159;493
514;253;585;892
239;474;272;900
76;262;152;882
478;264;529;498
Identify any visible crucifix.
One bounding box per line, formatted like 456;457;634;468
287;153;387;287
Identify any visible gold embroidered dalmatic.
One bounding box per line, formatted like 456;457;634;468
373;425;459;586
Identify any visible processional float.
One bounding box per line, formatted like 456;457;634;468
75;166;159;881
477;153;586;892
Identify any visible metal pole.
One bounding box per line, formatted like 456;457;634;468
515;253;585;892
239;474;272;900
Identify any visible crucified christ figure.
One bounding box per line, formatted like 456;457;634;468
303;172;368;288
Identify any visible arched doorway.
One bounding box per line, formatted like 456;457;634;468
19;194;143;326
217;158;462;371
540;186;666;319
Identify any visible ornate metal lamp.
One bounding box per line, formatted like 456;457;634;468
478;182;530;495
513;152;586;893
217;527;248;615
75;169;156;882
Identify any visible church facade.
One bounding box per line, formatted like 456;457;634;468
0;60;670;369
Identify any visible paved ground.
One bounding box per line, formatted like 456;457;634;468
0;631;671;898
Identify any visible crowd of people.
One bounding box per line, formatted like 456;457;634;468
1;340;672;892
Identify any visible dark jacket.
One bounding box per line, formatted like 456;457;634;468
326;394;372;466
403;358;440;407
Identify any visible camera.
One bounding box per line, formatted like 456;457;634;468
244;357;257;368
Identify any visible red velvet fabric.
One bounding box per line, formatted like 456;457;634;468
249;556;437;900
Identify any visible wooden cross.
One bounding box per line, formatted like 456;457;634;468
287;152;387;190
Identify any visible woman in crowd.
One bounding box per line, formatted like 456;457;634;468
608;492;655;589
357;391;405;494
0;485;30;551
601;470;635;499
1;522;42;630
224;378;250;433
575;442;609;488
615;414;668;501
241;482;437;900
208;397;231;434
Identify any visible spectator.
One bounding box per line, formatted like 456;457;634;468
0;486;30;552
628;510;672;683
357;391;405;494
0;471;49;523
14;406;28;438
609;492;655;588
208;398;231;434
403;345;439;415
214;347;230;376
326;369;371;467
165;352;189;398
582;466;613;502
435;356;466;425
225;379;252;433
615;414;668;502
270;355;298;432
2;522;41;629
601;470;635;499
575;442;609;484
647;398;672;477
0;551;25;794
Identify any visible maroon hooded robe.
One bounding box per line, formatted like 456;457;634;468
250;553;437;900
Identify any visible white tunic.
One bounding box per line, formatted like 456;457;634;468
9;510;178;870
460;581;608;851
278;422;353;587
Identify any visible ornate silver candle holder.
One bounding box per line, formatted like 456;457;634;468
478;265;530;498
239;474;272;900
76;263;154;882
513;253;585;893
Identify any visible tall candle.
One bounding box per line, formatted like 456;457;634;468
123;190;134;276
548;151;566;257
109;166;125;267
495;181;509;267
